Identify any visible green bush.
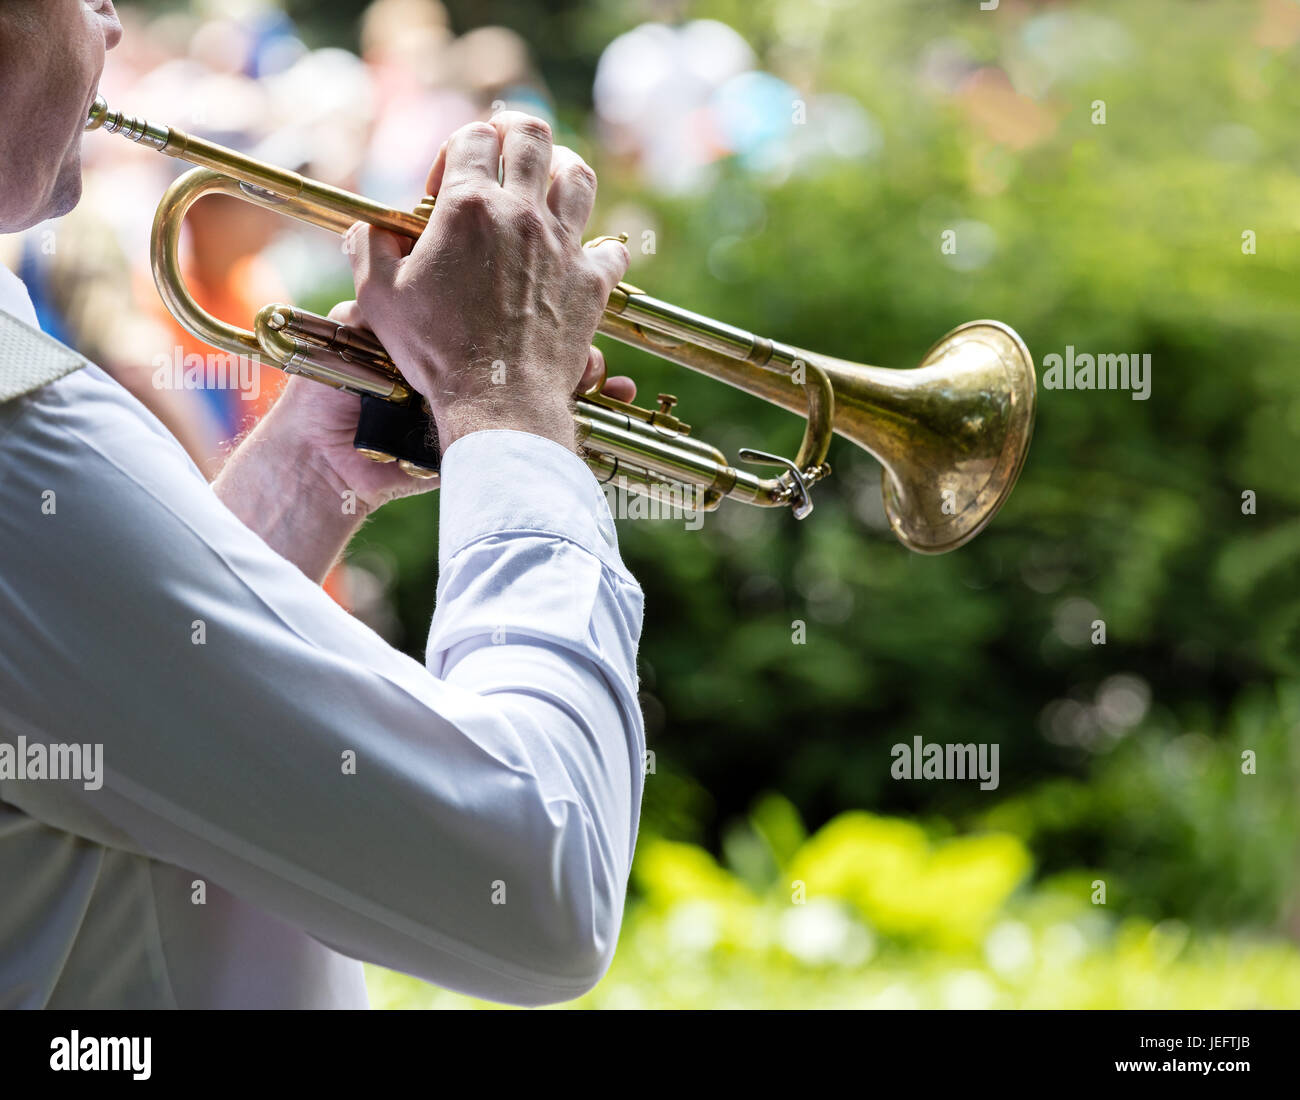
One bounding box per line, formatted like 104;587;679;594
367;797;1300;1008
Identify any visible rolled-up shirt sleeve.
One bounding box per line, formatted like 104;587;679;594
0;368;645;1006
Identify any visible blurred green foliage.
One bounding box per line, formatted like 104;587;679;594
273;0;1300;1004
366;793;1300;1008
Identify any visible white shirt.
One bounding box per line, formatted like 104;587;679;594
0;266;646;1008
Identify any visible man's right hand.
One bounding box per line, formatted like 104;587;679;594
344;112;631;455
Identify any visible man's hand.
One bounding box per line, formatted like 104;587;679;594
345;112;631;454
214;114;636;583
265;301;635;518
268;301;442;512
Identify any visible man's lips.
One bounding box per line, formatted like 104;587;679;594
82;70;104;130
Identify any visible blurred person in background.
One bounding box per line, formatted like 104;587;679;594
593;16;877;194
360;0;475;205
359;0;554;204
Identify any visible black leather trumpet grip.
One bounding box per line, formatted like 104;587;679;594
353;394;442;474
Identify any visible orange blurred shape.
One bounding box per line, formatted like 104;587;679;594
956;67;1058;151
1254;0;1300;48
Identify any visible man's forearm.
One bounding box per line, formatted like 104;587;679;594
213;404;365;584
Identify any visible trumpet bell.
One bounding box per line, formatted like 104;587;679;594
813;321;1036;553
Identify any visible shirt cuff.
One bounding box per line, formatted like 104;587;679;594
436;429;625;574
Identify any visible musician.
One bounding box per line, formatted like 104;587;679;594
0;0;643;1007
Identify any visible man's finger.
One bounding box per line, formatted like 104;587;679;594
602;375;637;403
490;111;553;200
423;140;450;199
346;224;405;313
583;235;631;295
578;345;607;395
442;121;502;189
326;299;363;326
547;145;598;237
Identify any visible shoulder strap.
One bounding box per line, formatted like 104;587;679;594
0;309;88;404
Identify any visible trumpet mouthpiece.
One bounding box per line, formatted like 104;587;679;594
85;94;111;131
83;96;170;150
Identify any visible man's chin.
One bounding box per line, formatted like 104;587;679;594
47;160;85;220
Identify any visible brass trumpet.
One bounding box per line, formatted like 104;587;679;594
86;96;1036;552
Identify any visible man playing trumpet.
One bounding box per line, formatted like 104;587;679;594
0;0;643;1008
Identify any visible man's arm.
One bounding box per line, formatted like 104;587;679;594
0;364;643;1004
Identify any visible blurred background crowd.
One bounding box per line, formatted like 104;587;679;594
6;0;1300;1008
4;0;870;478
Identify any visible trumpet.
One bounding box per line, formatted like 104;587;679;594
86;96;1035;552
